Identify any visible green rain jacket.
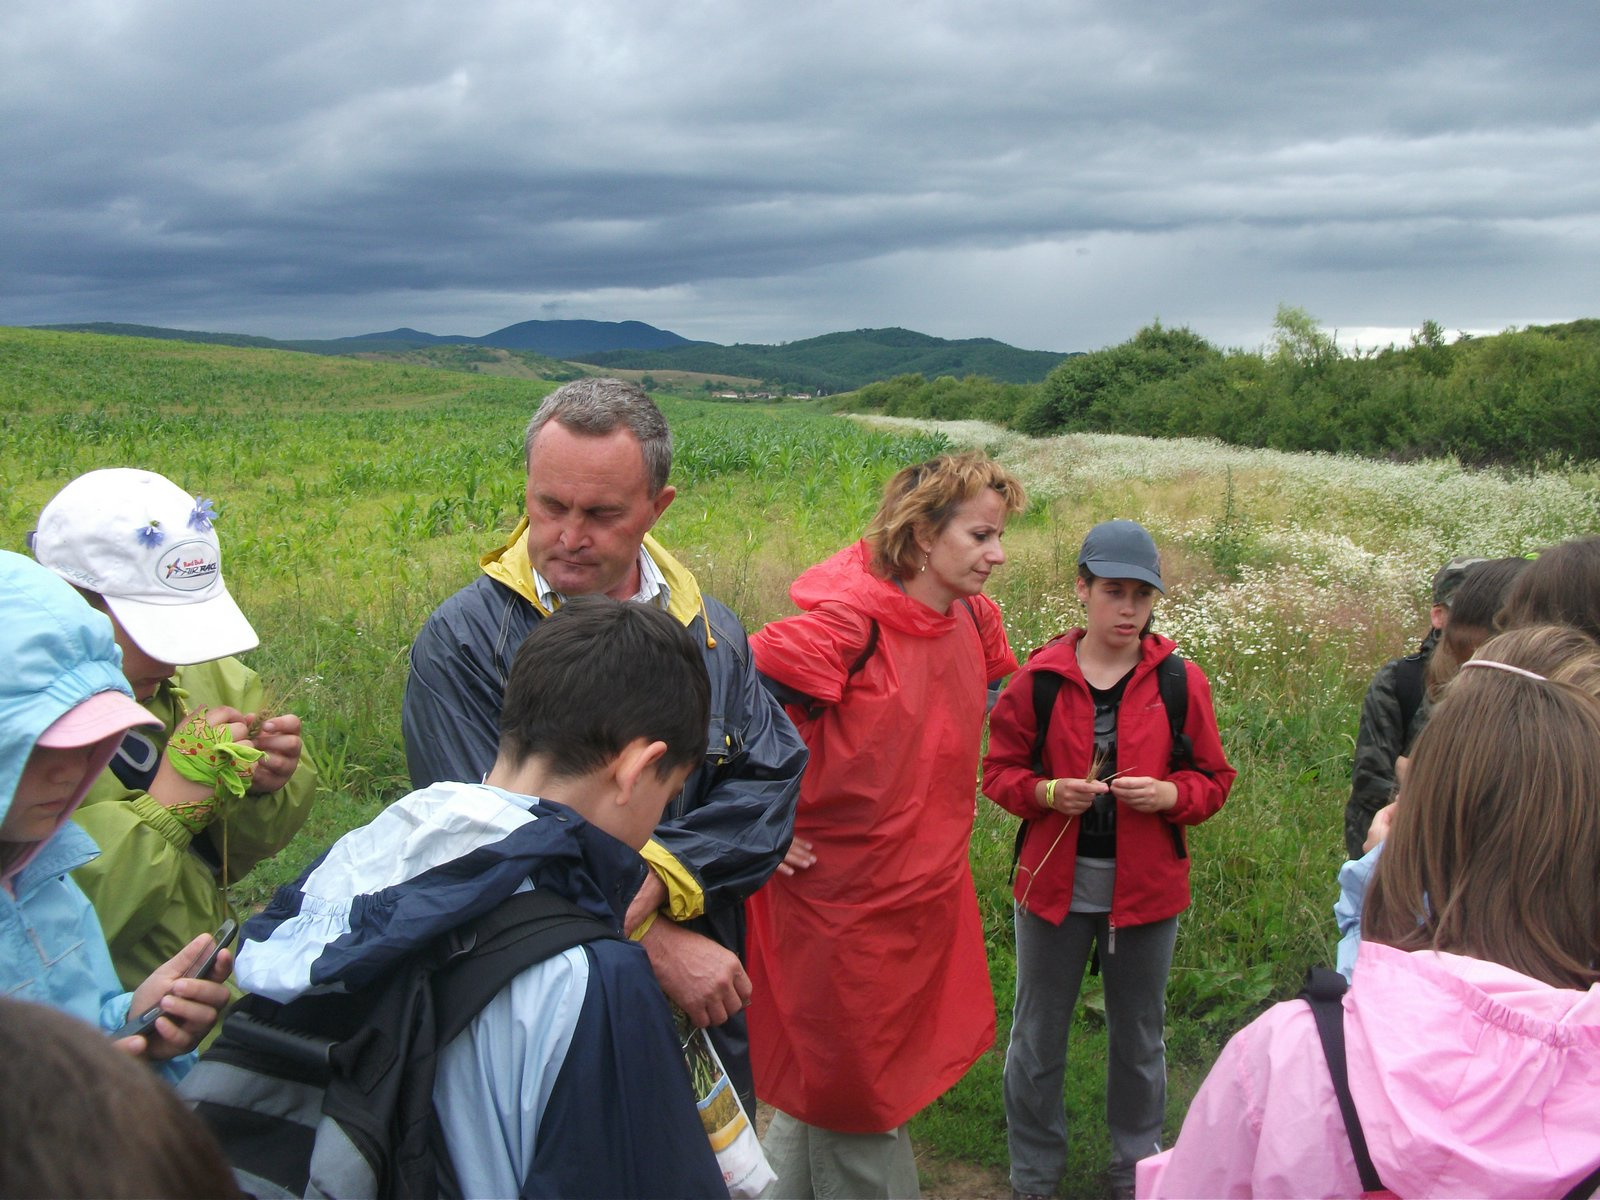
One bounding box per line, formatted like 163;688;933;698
69;657;318;990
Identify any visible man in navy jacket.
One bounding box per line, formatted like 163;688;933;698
403;378;806;1107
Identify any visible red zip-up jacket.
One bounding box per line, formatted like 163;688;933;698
982;630;1234;927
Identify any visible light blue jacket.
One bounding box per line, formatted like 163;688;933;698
238;781;726;1199
0;551;190;1080
1334;842;1384;981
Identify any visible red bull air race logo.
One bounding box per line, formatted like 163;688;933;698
158;539;221;593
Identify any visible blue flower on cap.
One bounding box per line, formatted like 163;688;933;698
137;520;165;548
189;496;217;532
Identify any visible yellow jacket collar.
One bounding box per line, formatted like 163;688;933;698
481;517;707;630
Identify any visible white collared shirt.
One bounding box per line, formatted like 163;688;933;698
532;545;671;613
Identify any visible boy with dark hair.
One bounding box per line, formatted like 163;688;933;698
236;597;726;1198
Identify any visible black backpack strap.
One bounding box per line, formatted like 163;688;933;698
1010;669;1067;886
1563;1162;1600;1200
186;889;621;1200
431;887;623;1046
954;598;1005;711
1155;653;1196;860
1155;653;1196;774
1299;967;1386;1195
1029;669;1065;775
759;618;880;721
1391;652;1427;750
368;889;620;1200
411;888;621;1200
850;619;882;678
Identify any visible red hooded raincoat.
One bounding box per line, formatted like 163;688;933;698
745;541;1017;1133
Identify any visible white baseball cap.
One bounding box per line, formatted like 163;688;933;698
33;469;259;665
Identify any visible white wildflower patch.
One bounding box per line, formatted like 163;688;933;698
866;414;1600;694
861;414;1596;532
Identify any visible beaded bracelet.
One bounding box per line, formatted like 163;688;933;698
164;711;265;832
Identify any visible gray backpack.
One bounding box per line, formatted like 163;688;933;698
181;889;619;1199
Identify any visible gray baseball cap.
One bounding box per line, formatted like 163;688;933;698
1078;519;1164;592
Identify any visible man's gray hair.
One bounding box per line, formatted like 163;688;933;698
524;378;673;494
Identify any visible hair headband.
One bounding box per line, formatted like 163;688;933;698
1459;660;1548;682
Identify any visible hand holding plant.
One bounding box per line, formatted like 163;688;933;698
246;712;304;794
1043;777;1103;817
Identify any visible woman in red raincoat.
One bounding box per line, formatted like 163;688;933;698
746;449;1027;1199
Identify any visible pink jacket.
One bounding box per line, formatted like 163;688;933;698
1139;941;1600;1199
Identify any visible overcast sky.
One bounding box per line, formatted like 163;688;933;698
4;2;1597;353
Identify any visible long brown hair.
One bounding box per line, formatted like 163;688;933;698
864;450;1026;579
0;996;242;1198
1497;534;1600;642
1365;625;1600;989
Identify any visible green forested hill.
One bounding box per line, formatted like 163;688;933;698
574;326;1069;391
33;321;1068;392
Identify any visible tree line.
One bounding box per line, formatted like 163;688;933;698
838;310;1600;468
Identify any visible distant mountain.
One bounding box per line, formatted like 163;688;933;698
28;321;1068;391
477;319;696;355
325;319;696;356
328;326;476;346
575;326;1068;391
35;318;693;360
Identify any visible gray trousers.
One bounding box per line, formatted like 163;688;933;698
762;1109;920;1200
1003;907;1177;1194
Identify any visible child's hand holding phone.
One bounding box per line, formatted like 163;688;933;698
113;920;236;1060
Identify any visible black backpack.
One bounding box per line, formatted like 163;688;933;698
1009;649;1200;881
180;888;622;1200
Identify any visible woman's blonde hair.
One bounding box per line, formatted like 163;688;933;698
864;449;1026;579
1365;624;1600;989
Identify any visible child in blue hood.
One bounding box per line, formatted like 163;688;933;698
0;550;232;1080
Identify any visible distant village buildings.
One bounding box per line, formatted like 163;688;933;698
711;390;816;400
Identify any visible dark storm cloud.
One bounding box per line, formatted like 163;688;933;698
2;1;1597;349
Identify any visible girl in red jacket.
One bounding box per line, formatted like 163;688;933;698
982;519;1234;1200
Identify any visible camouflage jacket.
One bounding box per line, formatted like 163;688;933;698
1344;630;1436;859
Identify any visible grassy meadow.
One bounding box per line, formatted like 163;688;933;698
5;326;1599;1196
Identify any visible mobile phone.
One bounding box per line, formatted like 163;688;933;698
110;918;238;1041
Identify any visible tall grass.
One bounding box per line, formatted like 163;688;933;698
6;328;1598;1197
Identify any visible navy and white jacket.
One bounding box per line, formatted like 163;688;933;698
236;781;727;1200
